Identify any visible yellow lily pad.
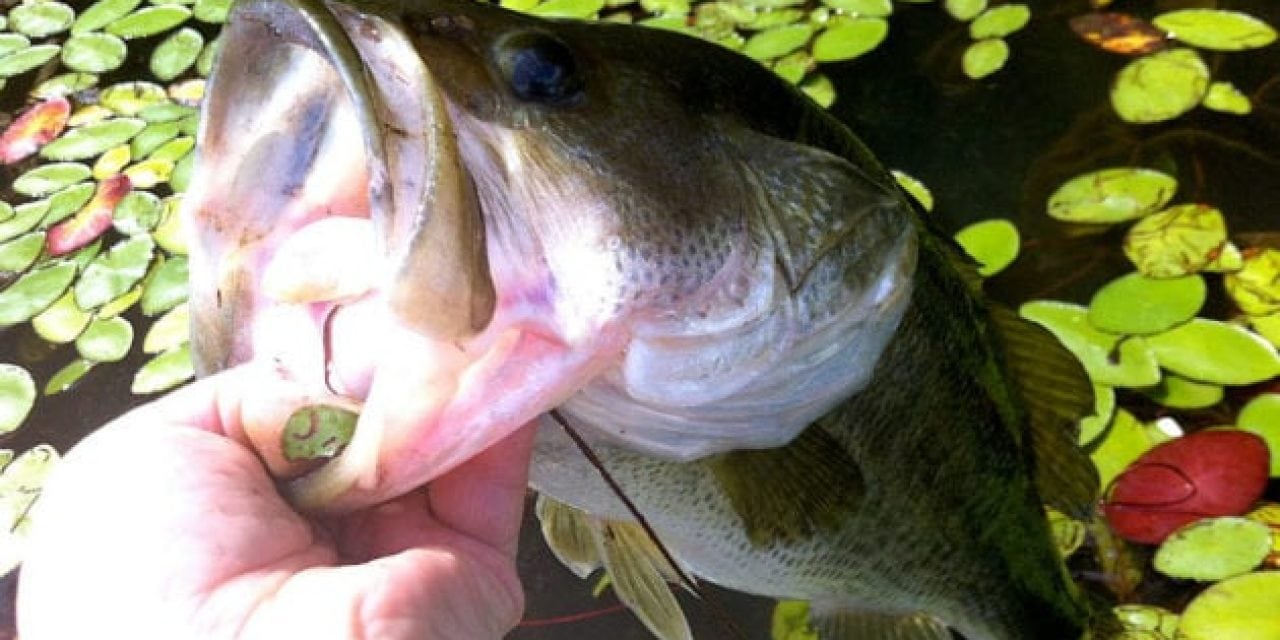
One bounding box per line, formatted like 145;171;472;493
944;0;986;22
1202;81;1252;115
1047;167;1177;224
1239;394;1280;477
143;303;188;354
131;344;192;394
1020;301;1161;388
1111;48;1209;124
1204;241;1244;273
1152;9;1277;52
969;4;1030;39
961;38;1009;80
1123;203;1227;278
1226;249;1280;316
1142;374;1223;410
528;0;606;19
1144;319;1280;386
1089;409;1165;489
891;169;933;212
1155;517;1270;582
1088;272;1205;335
1253;313;1280;349
1178;571;1280;639
954;218;1019;277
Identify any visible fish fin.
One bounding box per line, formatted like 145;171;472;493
989;303;1101;518
707;425;863;547
807;603;952;640
594;520;693;640
534;493;602;579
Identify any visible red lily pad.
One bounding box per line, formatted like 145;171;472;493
46;175;131;256
1103;429;1269;544
0;97;71;165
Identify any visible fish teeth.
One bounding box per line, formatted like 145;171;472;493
262;216;379;303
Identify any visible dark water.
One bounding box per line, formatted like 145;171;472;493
2;0;1279;638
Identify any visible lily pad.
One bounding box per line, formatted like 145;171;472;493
818;0;889;16
60;32;127;74
192;0;233;23
38;117;146;162
9;1;74;38
743;24;813;60
0;365;36;436
961;38;1009;80
130;344;192;394
12;162;91;198
1239;394;1280;477
97;284;142;319
0;35;31;59
892;170;933;212
196;35;219;76
1047;508;1086;557
528;0;605;19
969;4;1030;39
0;233;45;274
1152;9;1277;52
73;0;144;34
811;17;887;63
1078;383;1115;447
1111;48;1209;124
1113;604;1178;639
143;302;188;353
128;121;180;161
1019;301;1161;388
74;234;155;309
44;358;93;395
0;262;76;328
0;444;59;574
75;316;133;363
137;102;196;124
953;218;1019;277
1089;409;1162;489
1155;517;1270;581
1226;249;1280;316
1253;313;1280;349
944;0;985;22
1123;204;1227;278
41;182;97;227
111;191;161;236
149;27;203;81
1087;272;1205;335
771;600;818;640
93;144;131;179
31;290;92;344
139;255;187;316
1179;571;1280;639
1143;374;1223;410
151;196;186;255
0;202;49;244
800;73;835;108
122;158;173;188
1047;167;1177;224
282;405;359;462
1145;319;1280;385
101;82;169;116
31;72;99;100
1203;81;1251;115
0;44;61;78
170;150;194;193
106;5;192;39
1205;241;1245;273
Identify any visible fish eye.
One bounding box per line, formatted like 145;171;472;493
496;32;584;106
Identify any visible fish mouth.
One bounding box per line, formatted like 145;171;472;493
183;0;543;511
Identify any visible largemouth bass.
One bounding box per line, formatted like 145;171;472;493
184;0;1107;637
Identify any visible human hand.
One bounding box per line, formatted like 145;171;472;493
16;364;534;639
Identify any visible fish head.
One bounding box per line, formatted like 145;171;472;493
183;0;917;512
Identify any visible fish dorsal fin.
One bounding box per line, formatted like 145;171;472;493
534;493;601;579
707;425;863;547
808;604;952;640
594;520;693;640
989;303;1101;517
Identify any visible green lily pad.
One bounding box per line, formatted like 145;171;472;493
74;0;144;34
743;23;814;60
528;0;605;19
112;191;162;237
0;365;36;436
962;38;1009;80
32;72;99;100
143;302;188;353
0;44;61;78
0;444;59;573
800;73;835;108
892;170;933;212
10;1;74;38
40;182;96;227
1114;604;1178;639
1153;9;1276;52
150;27;203;81
0;262;76;328
31;290;91;344
122;157;173;189
38;117;145;162
137;102;196;124
771;52;809;85
74;234;155;310
0;233;45;274
639;0;689;17
66;238;102;272
106;5;191;39
1143;374;1223;410
954;218;1019;277
1253;313;1280;349
139;255;187;316
969;4;1030;39
1047;167;1177;224
1019;301;1162;388
1145;319;1280;385
131;343;192;394
1202;81;1252;115
192;0;232;23
282;404;359;462
100;82;169;116
1111;48;1209;124
151;196;186;255
810;17;887;63
60;32;127;74
128;121;179;159
1078;383;1115;447
74;316;133;363
1154;517;1270;581
12;162;91;198
196;35;219;76
1090;409;1164;489
1179;571;1280;639
1087;273;1205;335
0;202;50;244
1226;249;1280;316
0;35;31;59
44;358;94;395
1239;394;1280;477
944;0;986;22
97;283;142;319
1205;241;1245;273
170;150;195;193
771;600;818;640
1124;204;1227;278
1047;508;1086;558
819;0;889;16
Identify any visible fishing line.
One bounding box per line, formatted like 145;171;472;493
549;409;750;640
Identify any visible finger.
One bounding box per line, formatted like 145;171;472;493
426;421;537;558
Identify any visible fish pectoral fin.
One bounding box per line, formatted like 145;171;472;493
990;303;1101;518
707;425;863;547
594;520;693;640
807;604;952;640
535;493;602;579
